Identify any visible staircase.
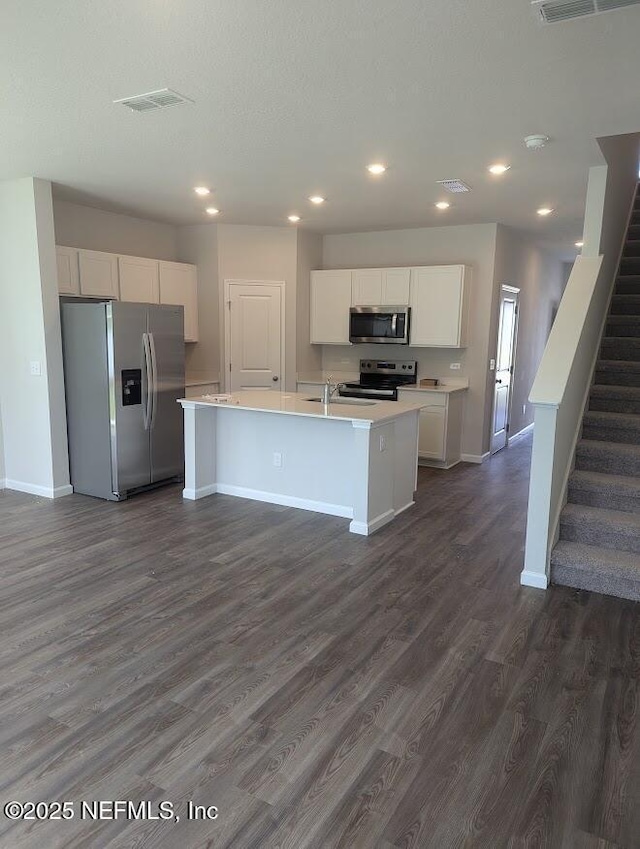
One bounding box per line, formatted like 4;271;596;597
551;185;640;601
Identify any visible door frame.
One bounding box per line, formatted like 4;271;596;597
223;279;286;393
490;284;520;454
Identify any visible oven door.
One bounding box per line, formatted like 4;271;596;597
349;306;410;344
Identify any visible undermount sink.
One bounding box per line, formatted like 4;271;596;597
306;397;377;406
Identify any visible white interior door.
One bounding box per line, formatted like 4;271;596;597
227;283;283;391
491;286;519;454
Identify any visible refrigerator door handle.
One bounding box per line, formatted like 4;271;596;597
142;332;152;431
148;331;158;430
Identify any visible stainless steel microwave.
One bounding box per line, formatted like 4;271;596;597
349;305;411;345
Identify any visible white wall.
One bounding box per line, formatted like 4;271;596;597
296;230;323;378
493;226;567;439
217;225;299;391
176;224;220;385
53;199;179;261
322;224;499;459
0;178;71;497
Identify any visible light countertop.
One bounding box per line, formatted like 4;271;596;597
179;389;426;424
297;375;469;394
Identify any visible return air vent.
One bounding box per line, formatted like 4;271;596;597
532;0;640;24
113;88;194;112
436;179;471;194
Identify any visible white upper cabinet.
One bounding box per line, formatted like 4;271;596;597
118;255;159;304
352;269;382;305
56;246;80;295
311;270;351;345
158;260;198;342
77;250;119;298
351;267;411;306
381;268;411;304
409;265;470;347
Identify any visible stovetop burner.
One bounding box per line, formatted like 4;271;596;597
339;359;417;401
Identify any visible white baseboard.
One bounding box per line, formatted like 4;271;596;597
215;483;352;519
460;452;490;464
183;483;218;500
4;480;73;499
520;569;549;589
350;508;395;536
0;478;5;490
508;422;534;443
394;500;415;517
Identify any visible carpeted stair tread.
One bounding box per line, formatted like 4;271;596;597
595;360;640;387
583;409;640;427
570;469;640;498
606;316;640;337
589;384;640;414
590;384;640;400
610;294;640;315
551;541;640;601
596;359;640;374
575;439;640;476
560;503;640;554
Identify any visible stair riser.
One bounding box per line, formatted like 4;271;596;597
551;564;640;602
567;487;640;515
600;339;640;361
581;424;640;444
575;450;640;477
560;520;640;555
610;300;640;316
605;321;640;337
594;370;640;387
589;398;640;414
616;281;640;295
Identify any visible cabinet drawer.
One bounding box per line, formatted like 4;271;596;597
397;390;446;407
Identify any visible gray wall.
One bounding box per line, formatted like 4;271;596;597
322;223;499;459
53;199;179;261
0;178;70;494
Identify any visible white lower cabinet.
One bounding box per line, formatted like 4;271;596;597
397;389;464;468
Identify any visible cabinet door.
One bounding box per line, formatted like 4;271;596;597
56;246;80;295
381;268;410;305
352;269;382;305
409;265;466;347
118;256;159;304
78;250;119;298
418;406;446;459
158;261;198;342
310;270;352;344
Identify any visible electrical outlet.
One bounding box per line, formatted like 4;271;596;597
273;452;283;468
379;435;386;452
449;362;461;371
30;361;42;376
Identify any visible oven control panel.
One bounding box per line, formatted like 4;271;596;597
359;359;416;375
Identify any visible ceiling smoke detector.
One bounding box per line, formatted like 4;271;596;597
436;179;471;194
524;134;550;150
114;88;194;112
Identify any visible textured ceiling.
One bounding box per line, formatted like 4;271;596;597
2;0;640;255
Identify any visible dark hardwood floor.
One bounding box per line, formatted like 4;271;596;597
1;433;640;848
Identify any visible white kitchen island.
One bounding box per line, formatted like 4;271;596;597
179;390;425;535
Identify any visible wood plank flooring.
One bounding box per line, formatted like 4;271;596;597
1;433;640;848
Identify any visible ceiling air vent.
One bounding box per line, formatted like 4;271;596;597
532;0;640;24
113;88;194;112
437;179;471;194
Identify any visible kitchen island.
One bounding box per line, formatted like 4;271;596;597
178;390;425;535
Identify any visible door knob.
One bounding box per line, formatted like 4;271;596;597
272;376;279;382
496;379;503;384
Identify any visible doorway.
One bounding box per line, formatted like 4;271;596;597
491;285;520;454
224;280;285;392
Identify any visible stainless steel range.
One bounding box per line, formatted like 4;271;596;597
339;359;417;401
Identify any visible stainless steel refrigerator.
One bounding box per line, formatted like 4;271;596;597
61;301;185;500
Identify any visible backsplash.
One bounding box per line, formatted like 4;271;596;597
321;344;468;382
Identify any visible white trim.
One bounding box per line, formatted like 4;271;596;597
520;570;549;589
215;483;352;518
0;479;5;490
183;483;218;500
508;422;534;443
394;500;415;516
349;508;395;536
223;279;286;393
460;452;490;464
5;480;73;498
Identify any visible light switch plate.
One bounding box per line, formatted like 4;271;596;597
30;361;42;376
449;362;461;371
489;359;496;370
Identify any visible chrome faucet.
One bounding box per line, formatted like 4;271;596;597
322;376;342;404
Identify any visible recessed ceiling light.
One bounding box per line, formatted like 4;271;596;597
367;163;386;175
537;207;554;216
288;215;301;223
308;196;325;205
435;201;450;210
205;207;219;216
575;241;584;247
194;186;210;196
488;163;511;175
